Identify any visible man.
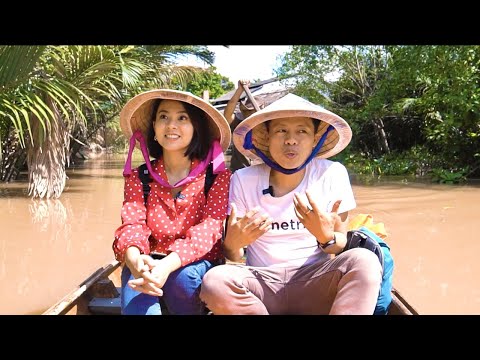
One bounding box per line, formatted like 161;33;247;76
223;79;285;172
200;93;382;314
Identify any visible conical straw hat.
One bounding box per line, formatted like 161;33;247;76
233;93;352;162
120;89;231;152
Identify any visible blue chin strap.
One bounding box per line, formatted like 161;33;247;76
244;125;334;174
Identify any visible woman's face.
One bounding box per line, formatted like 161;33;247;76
153;100;194;154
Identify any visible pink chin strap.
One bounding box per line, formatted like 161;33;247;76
123;130;226;188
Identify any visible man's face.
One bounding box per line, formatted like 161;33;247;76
267;117;318;169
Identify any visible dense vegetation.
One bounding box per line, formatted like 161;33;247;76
1;45;478;200
0;45;232;198
276;46;480;183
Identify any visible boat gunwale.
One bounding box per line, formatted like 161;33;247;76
43;259;418;315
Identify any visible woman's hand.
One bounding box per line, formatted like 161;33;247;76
127;252;182;296
124;248;164;296
127;256;169;296
125;247;150;278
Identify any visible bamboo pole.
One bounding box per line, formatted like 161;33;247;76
241;83;261;112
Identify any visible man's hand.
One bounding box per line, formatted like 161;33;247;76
293;191;343;243
224;79;251;124
223;203;272;258
238;79;250;88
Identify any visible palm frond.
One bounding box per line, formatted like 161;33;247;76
144;45;215;65
0;46;46;90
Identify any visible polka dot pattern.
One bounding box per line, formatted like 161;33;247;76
113;158;231;267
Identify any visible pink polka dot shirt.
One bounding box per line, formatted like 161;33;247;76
113;158;231;267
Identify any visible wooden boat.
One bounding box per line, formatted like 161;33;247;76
42;259;419;315
43;260;123;315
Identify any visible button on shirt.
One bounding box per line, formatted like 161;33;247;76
113;158;231;267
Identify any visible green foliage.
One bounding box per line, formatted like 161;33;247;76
173;67;234;99
276;45;480;179
0;46;46;90
0;45;215;149
430;168;468;184
384;46;480;173
343;146;440;177
105;115;125;152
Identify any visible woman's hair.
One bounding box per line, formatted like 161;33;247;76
146;99;213;160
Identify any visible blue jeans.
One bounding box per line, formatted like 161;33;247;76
120;259;215;315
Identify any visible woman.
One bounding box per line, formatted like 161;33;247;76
113;89;231;315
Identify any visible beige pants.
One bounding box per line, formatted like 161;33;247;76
200;248;382;315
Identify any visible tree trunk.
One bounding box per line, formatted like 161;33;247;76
374;118;390;154
27;96;70;199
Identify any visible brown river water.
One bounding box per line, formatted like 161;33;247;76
1;153;479;315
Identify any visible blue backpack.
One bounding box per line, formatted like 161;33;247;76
343;226;394;315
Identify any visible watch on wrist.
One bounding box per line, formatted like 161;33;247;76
319;233;337;249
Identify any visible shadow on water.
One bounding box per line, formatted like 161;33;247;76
0;186;29;199
66;173;123;180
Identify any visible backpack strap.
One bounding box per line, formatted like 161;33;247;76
138;161;217;206
204;162;225;252
204;162;216;196
138;160;155;206
343;229;385;271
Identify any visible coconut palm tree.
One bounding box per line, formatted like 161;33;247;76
0;45;214;198
0;45;49;182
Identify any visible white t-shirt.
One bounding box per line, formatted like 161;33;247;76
229;158;356;268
